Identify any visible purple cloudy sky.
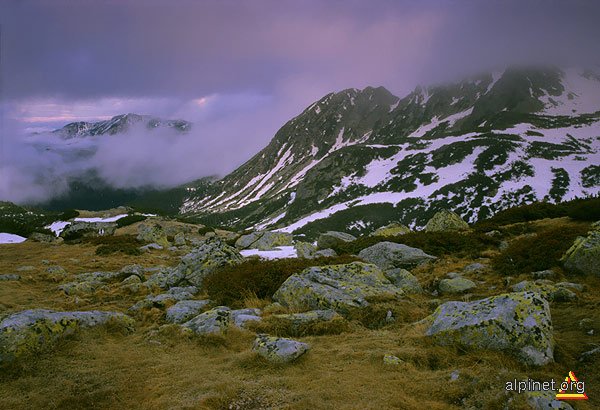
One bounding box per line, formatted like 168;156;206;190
0;0;599;203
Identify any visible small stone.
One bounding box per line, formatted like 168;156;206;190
450;370;460;381
383;354;402;365
463;263;486;273
531;269;555;279
0;274;20;281
252;334;309;363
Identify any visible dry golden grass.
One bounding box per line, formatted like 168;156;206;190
1;219;599;409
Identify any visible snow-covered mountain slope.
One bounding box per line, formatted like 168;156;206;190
53;113;191;138
181;66;600;235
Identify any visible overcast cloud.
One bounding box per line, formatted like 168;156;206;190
1;0;599;204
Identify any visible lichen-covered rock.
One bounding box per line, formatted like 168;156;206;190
45;265;68;281
173;232;186;246
140;243;163;252
314;248;338;258
273;262;403;314
524;390;574;410
165;300;211;324
424;210;470;232
166;239;244;287
511;280;577;302
358;241;436;270
120;275;143;294
0;309;134;365
371;223;410;237
28;232;62;243
383;354;402;365
561;222;600;276
181;306;231;335
438;277;476;294
235;231;293;251
60;221;117;239
424;292;554;366
0;274;20;281
252;334;309;363
463;262;487;273
144;267;179;289
295;241;317;258
58;280;108;296
531;269;555;279
271;310;343;331
130;286;198;311
137;223;170;247
316;231;356;250
384;268;422;294
231;308;262;328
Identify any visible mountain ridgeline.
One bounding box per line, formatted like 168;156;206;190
54;113;191;139
180;66;600;236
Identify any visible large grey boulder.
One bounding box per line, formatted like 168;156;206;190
294;242;317;259
253;334;309;363
166;239;244;288
561;222;600;276
424;292;554;366
384;268;422;294
60;221;117;239
273;262;403;314
235;231;293;251
59;265;144;296
317;231;356;250
0;274;20;281
438;277;476;294
0;309;134;365
181;306;231;335
358;241;436;270
165;300;211;324
231;308;262;328
137;223;170;247
424;210;470;232
371;223;410;237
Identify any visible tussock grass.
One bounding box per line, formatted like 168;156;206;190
0;218;599;409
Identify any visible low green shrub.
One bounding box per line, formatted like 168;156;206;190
115;214;147;228
204;255;359;307
59;209;80;220
333;231;500;258
86;235;142;256
566;197;600;221
198;226;215;235
491;225;590;275
474;202;567;231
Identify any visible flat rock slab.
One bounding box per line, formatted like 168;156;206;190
358;241;436;270
0;309;134;365
424;292;554;366
273;262;403;314
438;277;476;294
253;334;309;363
166;300;211;324
317;231;356;250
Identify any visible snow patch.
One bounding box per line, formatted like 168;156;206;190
0;233;27;244
240;246;297;260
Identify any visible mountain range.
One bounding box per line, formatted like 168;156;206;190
39;66;600;235
179;66;600;236
53;113;191;139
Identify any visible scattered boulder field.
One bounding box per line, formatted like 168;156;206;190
1;208;599;408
